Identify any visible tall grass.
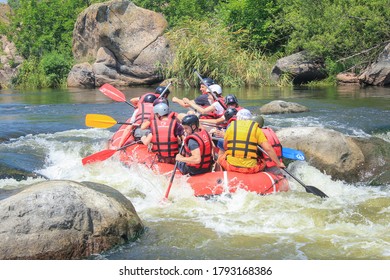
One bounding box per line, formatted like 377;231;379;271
162;19;286;87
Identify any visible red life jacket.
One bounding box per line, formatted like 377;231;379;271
150;112;179;158
261;127;283;168
227;116;237;125
184;128;213;169
133;102;154;125
199;109;219;119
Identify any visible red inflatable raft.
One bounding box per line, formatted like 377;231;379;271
115;139;289;197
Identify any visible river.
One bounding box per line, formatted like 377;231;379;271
0;85;389;260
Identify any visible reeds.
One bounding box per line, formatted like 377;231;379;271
162;19;286;87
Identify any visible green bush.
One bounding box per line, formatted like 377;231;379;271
40;52;73;88
12;52;72;89
12;57;47;89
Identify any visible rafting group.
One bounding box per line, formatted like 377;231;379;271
83;72;328;199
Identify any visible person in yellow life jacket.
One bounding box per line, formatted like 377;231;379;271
251;115;284;171
175;115;214;176
217;109;285;174
141;103;184;164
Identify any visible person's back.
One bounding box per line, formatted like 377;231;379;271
141;103;183;164
225;119;266;170
218;109;268;173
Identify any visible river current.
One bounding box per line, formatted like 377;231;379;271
0;85;389;260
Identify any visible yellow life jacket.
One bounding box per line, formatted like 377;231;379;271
226;120;259;159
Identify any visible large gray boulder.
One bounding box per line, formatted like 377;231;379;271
359;43;390;87
0;180;144;260
69;0;172;88
260;100;310;114
271;51;327;84
276;127;390;184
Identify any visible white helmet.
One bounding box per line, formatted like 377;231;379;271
236;109;253;120
153;103;169;116
207;84;222;95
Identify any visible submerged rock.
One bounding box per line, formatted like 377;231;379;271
0;180;144;260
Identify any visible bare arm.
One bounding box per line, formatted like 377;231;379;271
140;133;152;146
175;147;201;164
199;115;226;125
172;96;191;108
187;100;216;114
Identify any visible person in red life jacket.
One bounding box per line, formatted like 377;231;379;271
175;115;214;176
141;103;184;164
251;115;284;172
130;86;171;108
217;109;285;174
182;84;225;120
171;77;215;107
175;94;210;123
118;93;157;146
199;94;243;127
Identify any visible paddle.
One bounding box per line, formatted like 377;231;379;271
257;145;328;198
282;147;306;161
193;69;227;109
85;114;133;129
163;143;185;201
99;83;136;108
82;140;141;165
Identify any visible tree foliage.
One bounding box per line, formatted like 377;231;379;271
2;0;390;88
217;0;286;53
7;0;95;58
276;0;390;73
6;0;103;88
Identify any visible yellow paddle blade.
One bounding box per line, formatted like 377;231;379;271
85;114;117;128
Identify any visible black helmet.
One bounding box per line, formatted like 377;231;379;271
155;86;170;96
224;94;238;105
181;114;199;127
153;97;169;106
224;108;238;121
143;94;157;103
202;77;215;86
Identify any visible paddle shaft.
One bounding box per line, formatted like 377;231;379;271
159;82;172;99
163;144;185;200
